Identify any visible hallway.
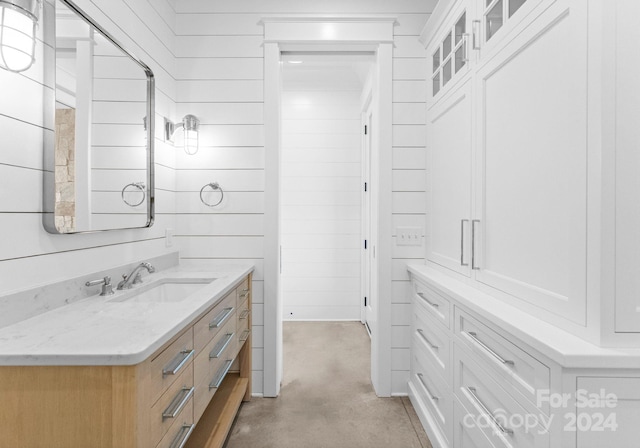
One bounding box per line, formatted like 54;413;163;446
226;322;431;448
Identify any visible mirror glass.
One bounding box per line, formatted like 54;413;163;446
44;0;154;234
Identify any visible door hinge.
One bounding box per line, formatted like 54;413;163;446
364;125;368;135
364;182;367;192
364;240;368;250
364;296;367;307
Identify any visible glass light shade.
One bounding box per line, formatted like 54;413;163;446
182;114;199;155
0;1;38;73
184;129;198;155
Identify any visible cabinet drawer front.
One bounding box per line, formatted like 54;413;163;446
236;277;250;307
150;362;194;447
194;316;237;389
453;397;499;448
193;290;236;354
413;280;451;328
411;353;453;445
156;404;195;448
454;347;549;448
413;300;451;384
455;308;550;414
194;357;237;422
149;329;195;405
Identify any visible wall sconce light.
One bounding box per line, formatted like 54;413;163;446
0;0;41;73
165;114;200;155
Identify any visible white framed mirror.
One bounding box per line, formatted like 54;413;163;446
43;0;155;234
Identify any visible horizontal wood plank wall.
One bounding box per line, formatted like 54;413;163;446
281;66;363;321
174;0;434;395
0;0;177;304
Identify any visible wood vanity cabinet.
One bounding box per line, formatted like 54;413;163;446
0;274;252;448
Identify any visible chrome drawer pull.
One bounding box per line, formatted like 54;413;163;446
466;331;514;366
162;387;194;420
209;359;233;390
169;424;195;448
239;309;250;320
210;333;234;359
416;373;439;402
240;329;251;342
163;350;195;377
417;329;438;350
416;292;439;308
466;387;514;435
209;307;234;329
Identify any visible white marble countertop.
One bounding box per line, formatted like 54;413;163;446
408;264;640;369
0;264;253;366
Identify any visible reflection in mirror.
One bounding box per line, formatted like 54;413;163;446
44;0;154;234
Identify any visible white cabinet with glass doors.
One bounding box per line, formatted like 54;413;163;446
423;0;590;327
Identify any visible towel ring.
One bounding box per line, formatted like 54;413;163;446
200;182;224;207
122;182;146;207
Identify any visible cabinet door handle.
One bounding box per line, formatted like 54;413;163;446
163;349;194;377
461;219;469;266
472;20;481;50
210;332;235;359
417;292;439;308
209;307;234;329
417;329;439;349
465;331;514;366
170;424;195;448
417;373;439;402
162;387;194;420
209;359;233;390
471;220;480;270
463;33;470;62
466;386;514;435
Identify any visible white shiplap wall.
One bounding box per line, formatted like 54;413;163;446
174;0;432;395
0;0;177;296
281;64;364;321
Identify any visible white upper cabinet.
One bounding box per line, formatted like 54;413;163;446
423;0;590;328
473;0;588;325
427;81;473;277
614;0;640;333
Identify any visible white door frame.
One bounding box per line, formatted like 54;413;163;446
262;16;395;398
361;91;373;328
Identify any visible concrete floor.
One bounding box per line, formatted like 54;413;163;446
225;321;432;448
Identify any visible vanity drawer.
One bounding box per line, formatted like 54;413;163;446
455;308;550;415
236;277;250;307
413;298;452;384
155;399;195;448
194;316;237;389
237;300;251;346
413;280;451;329
454;346;549;448
411;353;453;445
193;351;238;421
193;290;236;354
150;362;194;447
149;329;194;405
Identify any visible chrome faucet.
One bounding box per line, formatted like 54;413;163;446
117;262;156;290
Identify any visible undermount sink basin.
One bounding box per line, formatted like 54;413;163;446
110;278;216;303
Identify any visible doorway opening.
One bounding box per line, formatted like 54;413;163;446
280;53;375;327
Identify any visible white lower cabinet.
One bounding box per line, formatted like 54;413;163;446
409;269;640;448
575;377;640;448
453;397;496;448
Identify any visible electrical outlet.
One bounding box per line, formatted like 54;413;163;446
396;227;422;246
165;228;174;247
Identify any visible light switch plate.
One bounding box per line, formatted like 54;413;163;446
396;226;422;246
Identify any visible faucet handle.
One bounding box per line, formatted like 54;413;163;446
85;276;115;296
